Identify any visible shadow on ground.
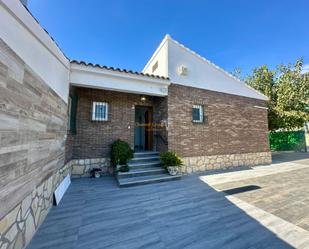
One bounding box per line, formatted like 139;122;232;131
26;174;294;249
272;151;309;165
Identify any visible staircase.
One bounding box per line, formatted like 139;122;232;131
116;151;181;187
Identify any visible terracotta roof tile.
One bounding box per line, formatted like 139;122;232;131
70;60;169;80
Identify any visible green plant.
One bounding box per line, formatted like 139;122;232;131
111;139;133;166
269;130;306;151
245;59;309;131
160;151;183;169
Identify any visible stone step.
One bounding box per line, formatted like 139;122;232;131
130;156;159;163
117;167;166;178
117;173;181;188
133;151;159;158
128;160;161;169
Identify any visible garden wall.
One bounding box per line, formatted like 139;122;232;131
0;1;70;248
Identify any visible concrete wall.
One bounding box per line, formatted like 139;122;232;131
0;0;70;102
0;1;70;248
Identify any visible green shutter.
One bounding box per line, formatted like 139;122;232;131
70;91;78;134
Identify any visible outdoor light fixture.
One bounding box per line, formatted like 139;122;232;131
141;96;146;102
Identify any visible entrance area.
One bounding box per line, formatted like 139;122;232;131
134;106;153;151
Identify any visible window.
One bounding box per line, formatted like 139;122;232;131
92;102;109;121
192;104;204;123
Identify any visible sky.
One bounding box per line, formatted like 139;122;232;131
28;0;309;77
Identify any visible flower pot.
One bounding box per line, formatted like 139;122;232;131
167;166;179;176
94;172;101;178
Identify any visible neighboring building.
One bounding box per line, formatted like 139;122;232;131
0;1;271;248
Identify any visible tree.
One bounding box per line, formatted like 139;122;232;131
245;59;309;131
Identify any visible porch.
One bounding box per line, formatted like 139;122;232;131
66;61;170;177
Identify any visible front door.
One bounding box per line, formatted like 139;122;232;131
134;106;153;151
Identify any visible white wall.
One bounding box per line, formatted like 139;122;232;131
167;38;267;100
143;35;169;78
0;0;70;102
70;63;170;97
144;35;267;101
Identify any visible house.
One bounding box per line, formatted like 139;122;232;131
66;34;271;176
0;1;270;248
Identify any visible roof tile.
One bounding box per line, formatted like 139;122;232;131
70;60;169;80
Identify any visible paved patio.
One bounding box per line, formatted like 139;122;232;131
27;152;309;249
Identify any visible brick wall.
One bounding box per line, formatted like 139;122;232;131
167;83;270;157
153;96;168;153
68;87;167;159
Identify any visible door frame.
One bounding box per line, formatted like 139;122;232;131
134;105;153;151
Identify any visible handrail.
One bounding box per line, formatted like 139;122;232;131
154;134;168;145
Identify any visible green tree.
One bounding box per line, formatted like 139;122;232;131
245;59;309;130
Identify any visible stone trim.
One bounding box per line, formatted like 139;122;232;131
71;158;111;177
0;163;71;249
181;152;272;173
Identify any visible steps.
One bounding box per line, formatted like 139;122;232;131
116;151;181;187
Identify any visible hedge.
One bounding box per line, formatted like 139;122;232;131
269;130;306;151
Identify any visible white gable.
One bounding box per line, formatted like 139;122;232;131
143;37;169;78
143;35;268;101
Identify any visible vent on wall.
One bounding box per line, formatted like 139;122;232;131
152;61;158;73
178;65;188;76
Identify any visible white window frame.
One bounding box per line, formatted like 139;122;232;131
92;102;109;121
192;104;204;123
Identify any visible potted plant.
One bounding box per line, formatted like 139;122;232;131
111;139;133;172
160;151;183;176
90;168;102;178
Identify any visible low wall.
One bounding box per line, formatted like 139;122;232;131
181;152;272;173
71;158;111;177
0;163;71;249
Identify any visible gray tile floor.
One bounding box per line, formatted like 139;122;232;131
212;152;309;232
26;170;297;249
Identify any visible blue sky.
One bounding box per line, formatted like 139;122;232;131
28;0;309;76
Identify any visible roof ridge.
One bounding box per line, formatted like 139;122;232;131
166;35;268;100
70;60;169;80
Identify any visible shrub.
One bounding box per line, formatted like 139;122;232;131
111;139;133;166
160;151;183;169
269;130;306;151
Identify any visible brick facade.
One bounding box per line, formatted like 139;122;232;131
167;83;270;157
67;83;270;175
68;87;167;159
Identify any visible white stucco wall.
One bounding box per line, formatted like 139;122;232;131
143;36;169;78
0;0;70;102
70;63;170;97
143;35;267;101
